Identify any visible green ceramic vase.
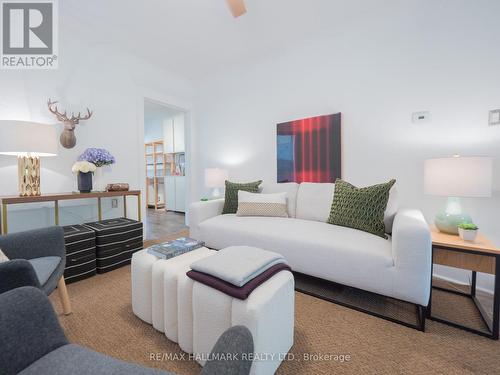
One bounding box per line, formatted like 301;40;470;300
434;197;472;234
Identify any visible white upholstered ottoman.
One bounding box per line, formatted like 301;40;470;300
192;269;295;375
131;247;215;330
133;245;295;374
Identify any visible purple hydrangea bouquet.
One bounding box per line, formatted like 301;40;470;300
78;148;115;167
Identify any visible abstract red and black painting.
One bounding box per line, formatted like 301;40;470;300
277;113;341;183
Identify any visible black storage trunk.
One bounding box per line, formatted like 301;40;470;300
63;225;97;284
84;218;143;274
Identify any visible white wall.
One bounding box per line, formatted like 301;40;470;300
144;118;164;144
0;20;193;232
193;1;500;290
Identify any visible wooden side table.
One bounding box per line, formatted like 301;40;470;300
428;226;500;339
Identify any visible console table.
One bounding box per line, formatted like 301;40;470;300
0;191;142;235
428;226;500;339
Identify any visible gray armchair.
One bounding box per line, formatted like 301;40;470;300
0;226;72;314
0;287;254;375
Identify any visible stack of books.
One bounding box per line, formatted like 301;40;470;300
147;237;205;260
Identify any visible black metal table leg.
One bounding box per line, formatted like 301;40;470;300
427;251;434;318
492;258;500;340
471;271;477;297
429;247;499;340
417;305;426;332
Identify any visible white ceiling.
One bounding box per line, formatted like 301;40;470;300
62;0;380;81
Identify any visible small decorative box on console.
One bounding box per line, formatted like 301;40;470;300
84;217;143;274
106;183;129;192
63;225;97;284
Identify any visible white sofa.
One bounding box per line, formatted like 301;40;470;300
189;182;432;307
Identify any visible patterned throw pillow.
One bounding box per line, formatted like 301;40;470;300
327;179;396;239
222;180;263;214
0;248;9;263
237;191;288;217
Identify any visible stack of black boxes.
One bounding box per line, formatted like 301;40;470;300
62;218;143;283
62;225;97;284
84;218;143;273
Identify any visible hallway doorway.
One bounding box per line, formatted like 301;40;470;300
143;99;188;240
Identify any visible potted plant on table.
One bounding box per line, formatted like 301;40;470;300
77;148;115;191
458;222;479;242
72;161;97;193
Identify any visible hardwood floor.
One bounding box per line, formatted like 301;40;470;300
145;209;188;241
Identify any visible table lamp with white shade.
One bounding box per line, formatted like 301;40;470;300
205;168;229;198
424;155;492;234
0;121;58;196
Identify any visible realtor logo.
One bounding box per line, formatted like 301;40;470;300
1;0;58;69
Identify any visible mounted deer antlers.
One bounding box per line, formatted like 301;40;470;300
47;99;93;149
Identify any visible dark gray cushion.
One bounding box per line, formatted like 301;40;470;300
18;344;173;375
0;259;41;294
0;226;65;260
201;326;253;375
0;287;69;375
40;256;65;295
0;227;66;294
28;256;61;285
1;288;254;375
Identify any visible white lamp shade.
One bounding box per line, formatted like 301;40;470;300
0;121;58;157
424;156;492;197
205;168;229;188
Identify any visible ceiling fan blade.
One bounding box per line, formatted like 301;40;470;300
226;0;247;18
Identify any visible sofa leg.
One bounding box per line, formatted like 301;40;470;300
417;305;426;332
58;277;72;315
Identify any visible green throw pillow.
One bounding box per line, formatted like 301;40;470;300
327;179;396;239
222;180;263;214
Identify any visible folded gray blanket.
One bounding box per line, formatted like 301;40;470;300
187;263;292;300
190;246;287;287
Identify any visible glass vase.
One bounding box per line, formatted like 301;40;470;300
93;167;104;192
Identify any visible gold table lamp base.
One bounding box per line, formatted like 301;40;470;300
18;155;41;196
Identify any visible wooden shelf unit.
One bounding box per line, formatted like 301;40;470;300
145;141;167;209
